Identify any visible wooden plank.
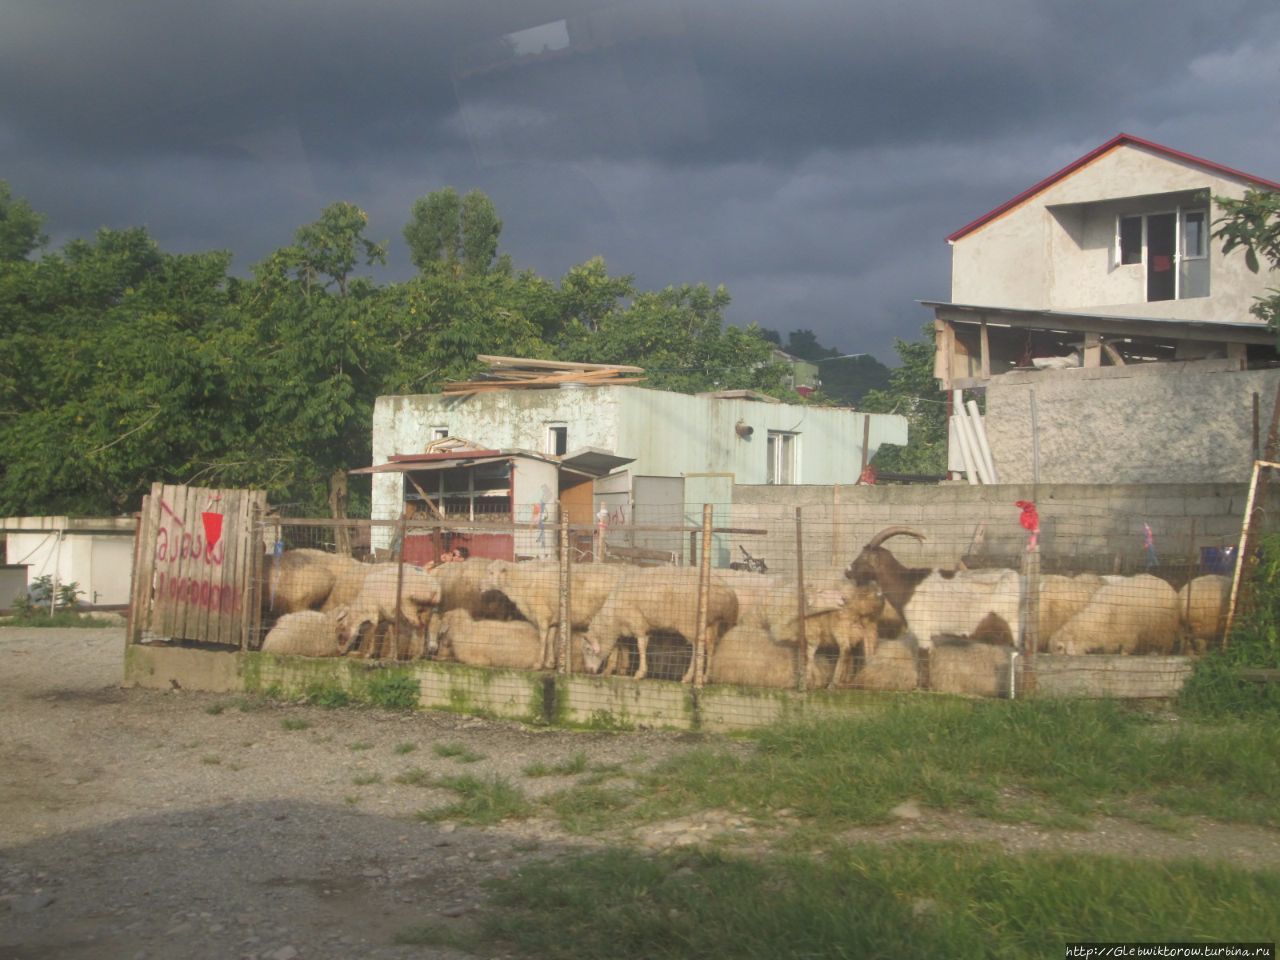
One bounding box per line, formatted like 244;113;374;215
127;494;156;643
477;355;645;373
1082;331;1102;368
979;319;991;379
1238;668;1280;683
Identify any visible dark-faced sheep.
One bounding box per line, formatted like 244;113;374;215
482;560;623;669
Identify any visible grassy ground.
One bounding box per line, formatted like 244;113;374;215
390;695;1280;957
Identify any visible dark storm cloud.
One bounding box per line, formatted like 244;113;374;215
1;0;1277;361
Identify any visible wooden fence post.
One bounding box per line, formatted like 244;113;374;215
557;505;571;674
694;504;713;687
794;506;808;692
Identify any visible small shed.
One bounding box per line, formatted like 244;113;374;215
0;516;138;607
351;440;631;562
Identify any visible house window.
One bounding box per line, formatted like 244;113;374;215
766;431;797;484
547;424;568;456
1118;216;1143;265
432;427;449;440
1114;208;1209;301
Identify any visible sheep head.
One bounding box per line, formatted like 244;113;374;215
580;629;610;675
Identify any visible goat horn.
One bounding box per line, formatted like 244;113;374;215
866;526;927;549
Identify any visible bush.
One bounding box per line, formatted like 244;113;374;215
1179;534;1280;718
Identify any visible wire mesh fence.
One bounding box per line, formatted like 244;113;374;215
241;483;1279;715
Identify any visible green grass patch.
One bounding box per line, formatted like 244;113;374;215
393;742;417;755
352;772;383;786
0;611;121;628
302;679;351;708
349;740;373;751
541;785;635;835
523;751;589;778
393;766;432;787
280;716;310;731
365;669;419;710
199;754;222;765
475;843;1280;960
204;702;227;716
558;698;1280;832
416;774;530;826
434;742;485;763
393;921;480;951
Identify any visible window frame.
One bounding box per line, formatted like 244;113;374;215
1113;206;1210;300
766;430;798;485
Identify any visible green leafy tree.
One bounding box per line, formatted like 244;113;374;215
817;353;892;407
0;180;46;261
858;325;947;474
561;279;790;395
1215;189;1280;336
404;187;507;275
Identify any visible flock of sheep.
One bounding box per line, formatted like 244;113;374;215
256;526;1232;697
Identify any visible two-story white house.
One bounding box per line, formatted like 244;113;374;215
926;134;1280;484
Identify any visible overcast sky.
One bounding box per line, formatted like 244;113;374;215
2;0;1277;362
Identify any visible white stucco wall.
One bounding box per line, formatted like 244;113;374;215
951;142;1274;323
368;386;908;521
2;518;137;605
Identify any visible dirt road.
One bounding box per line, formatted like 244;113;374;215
3;628;1278;960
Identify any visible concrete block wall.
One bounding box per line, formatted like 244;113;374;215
729;480;1265;578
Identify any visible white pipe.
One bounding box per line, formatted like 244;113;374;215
965;400;999;483
951;415;979;484
956;410;992;484
1009;649;1019;700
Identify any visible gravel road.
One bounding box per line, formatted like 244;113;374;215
0;628;700;960
4;627;1278;960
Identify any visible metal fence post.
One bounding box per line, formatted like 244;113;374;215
392;511;407;660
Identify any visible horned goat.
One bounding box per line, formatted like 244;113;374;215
1048;573;1179;655
845;527;1022;650
581;568;738;682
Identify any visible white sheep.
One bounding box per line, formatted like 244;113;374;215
1177;574;1230;650
1033;573;1105;649
426;558;520;656
434;609;542;670
344;564;442;661
260;609;353;657
709;624;834;689
1048;573;1179;655
729;572;883;688
483;560;623;670
850;638;919;692
581;568;739;682
929;641;1012;697
265;548;366;617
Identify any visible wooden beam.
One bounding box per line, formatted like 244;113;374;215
1101;341;1127;366
979;319;991;379
477;355;645;373
1082;331;1102;368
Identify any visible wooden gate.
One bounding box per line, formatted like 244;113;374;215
127;483;267;647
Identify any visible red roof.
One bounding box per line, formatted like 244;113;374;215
947;133;1280;243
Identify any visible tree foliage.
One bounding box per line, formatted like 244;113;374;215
0;185;802;515
1215;190;1280;335
858;325;947;475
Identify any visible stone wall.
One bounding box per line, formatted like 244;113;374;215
983;361;1280;485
